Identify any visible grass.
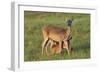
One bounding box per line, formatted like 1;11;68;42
24;11;90;61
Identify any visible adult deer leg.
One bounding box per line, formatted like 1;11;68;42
45;39;50;55
68;40;71;54
63;40;70;55
42;38;48;55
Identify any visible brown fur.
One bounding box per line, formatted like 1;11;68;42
51;40;73;54
42;25;71;55
51;43;74;54
42;25;70;41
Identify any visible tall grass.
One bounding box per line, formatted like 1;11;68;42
24;11;90;61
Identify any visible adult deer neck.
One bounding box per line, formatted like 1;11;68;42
67;25;71;31
66;25;71;36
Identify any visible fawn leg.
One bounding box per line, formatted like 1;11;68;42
58;42;62;53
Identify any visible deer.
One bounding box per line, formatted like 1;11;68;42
50;36;73;54
42;19;73;55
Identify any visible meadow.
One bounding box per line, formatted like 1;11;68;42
24;11;90;61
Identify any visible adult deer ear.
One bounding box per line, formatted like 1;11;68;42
71;16;74;21
72;18;74;21
71;18;74;24
67;18;74;21
65;18;68;22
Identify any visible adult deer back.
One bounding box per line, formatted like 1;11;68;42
42;25;68;41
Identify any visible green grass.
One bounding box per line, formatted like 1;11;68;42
24;11;90;61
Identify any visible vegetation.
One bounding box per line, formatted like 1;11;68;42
24;11;90;61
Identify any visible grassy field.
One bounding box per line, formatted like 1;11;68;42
24;11;90;61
